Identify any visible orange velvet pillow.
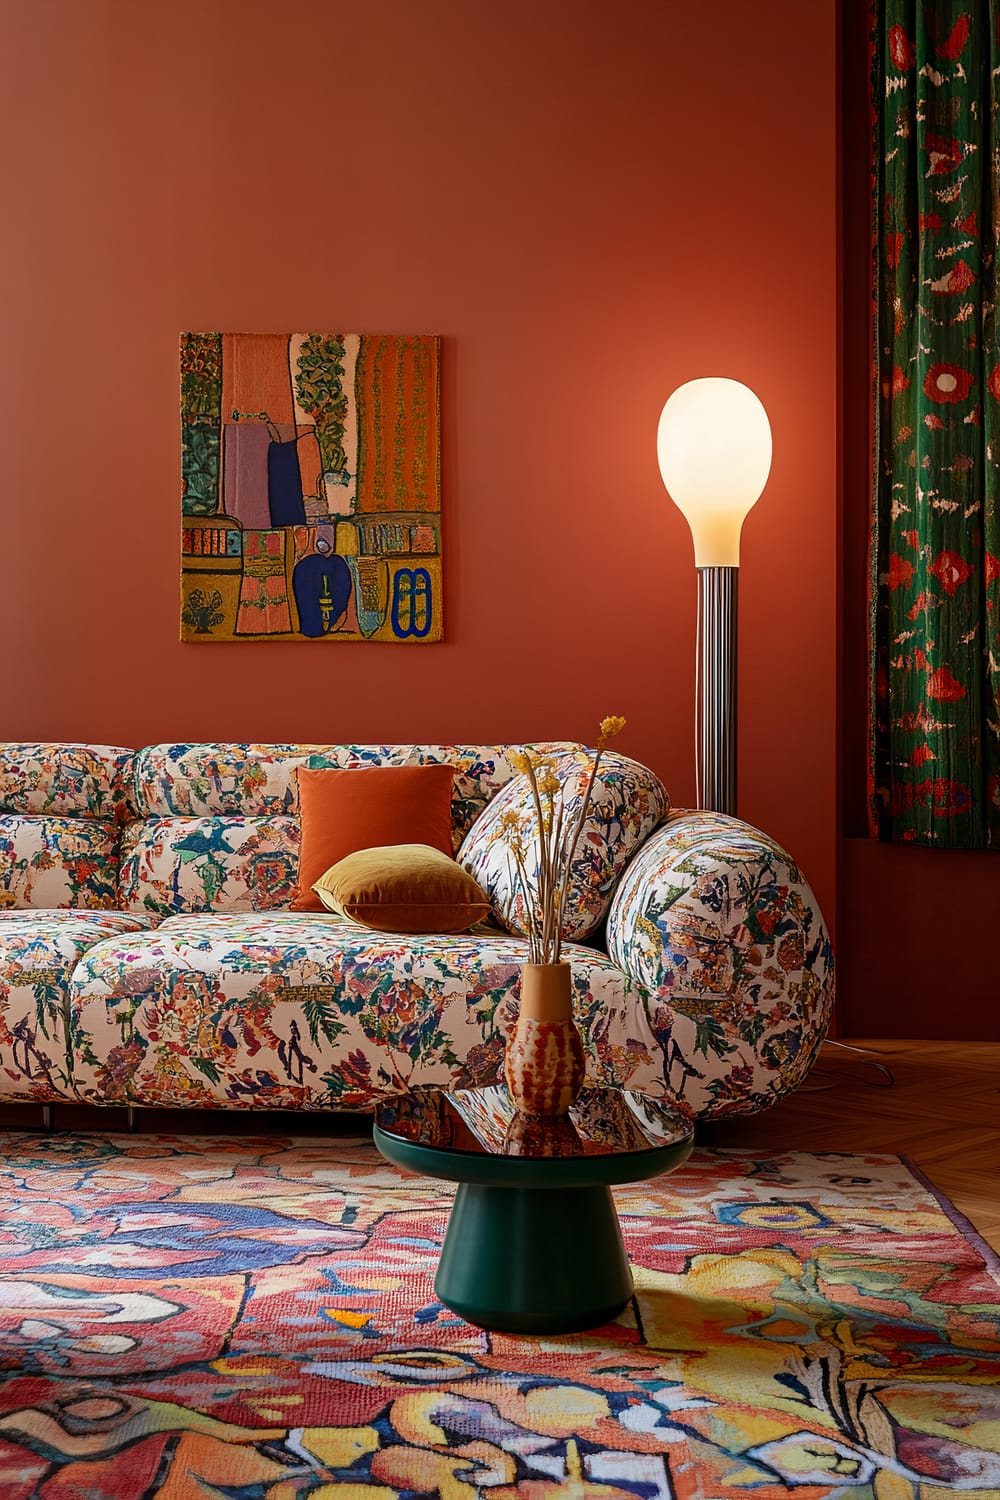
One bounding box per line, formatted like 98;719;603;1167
291;764;455;911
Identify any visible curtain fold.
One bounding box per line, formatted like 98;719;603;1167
871;0;1000;847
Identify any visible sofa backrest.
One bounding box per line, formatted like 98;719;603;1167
119;742;583;917
0;744;135;909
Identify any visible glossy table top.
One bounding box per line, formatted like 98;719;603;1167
373;1085;693;1188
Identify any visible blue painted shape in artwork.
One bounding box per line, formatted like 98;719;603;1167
391;567;432;638
267;438;306;526
293;554;352;637
347;557;389;638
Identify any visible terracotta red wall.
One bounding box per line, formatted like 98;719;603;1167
838;0;1000;1040
1;0;839;927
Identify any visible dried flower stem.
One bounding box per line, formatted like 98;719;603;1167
503;718;625;967
556;744;606;942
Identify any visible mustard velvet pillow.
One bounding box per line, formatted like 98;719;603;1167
312;844;491;934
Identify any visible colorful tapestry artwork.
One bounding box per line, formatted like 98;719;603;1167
0;1134;996;1496
180;333;441;642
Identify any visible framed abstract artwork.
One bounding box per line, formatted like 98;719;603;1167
180;333;441;642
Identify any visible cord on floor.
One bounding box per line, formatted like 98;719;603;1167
799;1039;896;1093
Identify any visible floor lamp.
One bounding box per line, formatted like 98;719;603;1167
656;379;772;816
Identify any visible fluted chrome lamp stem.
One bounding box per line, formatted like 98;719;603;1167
697;566;738;815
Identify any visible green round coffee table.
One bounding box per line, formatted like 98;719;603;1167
373;1084;693;1335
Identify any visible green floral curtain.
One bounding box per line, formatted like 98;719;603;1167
871;0;1000;847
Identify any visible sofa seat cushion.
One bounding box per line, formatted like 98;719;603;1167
68;913;667;1111
0;910;159;1102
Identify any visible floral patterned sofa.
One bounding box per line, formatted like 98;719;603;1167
0;742;835;1121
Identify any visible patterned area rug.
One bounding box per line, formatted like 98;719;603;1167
0;1133;997;1498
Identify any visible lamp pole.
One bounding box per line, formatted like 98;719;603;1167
697;566;737;815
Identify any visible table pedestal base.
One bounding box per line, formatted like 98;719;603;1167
435;1181;634;1334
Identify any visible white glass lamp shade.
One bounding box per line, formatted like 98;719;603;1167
657;378;772;567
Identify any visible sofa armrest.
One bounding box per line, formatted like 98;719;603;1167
607;810;835;1118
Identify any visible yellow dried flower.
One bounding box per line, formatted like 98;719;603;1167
509;750;534;775
538;769;561;796
598;715;626;749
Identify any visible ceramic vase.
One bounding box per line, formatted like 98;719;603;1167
504;962;586;1117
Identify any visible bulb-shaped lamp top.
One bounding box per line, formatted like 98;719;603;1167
657;377;772;567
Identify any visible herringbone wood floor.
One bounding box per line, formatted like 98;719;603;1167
0;1040;996;1252
702;1038;1000;1252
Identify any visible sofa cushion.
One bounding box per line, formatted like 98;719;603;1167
0;910;158;1102
0;743;135;820
0;744;136;913
312;844;491;933
119;817;300;917
132;742;582;847
0;816;121;910
67;912;665;1110
132;743;348;818
458;750;669;941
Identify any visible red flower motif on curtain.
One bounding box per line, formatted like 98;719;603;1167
929;550;974;594
892;778;973;816
928;260;976;294
936;14;970;58
926;666;967;702
923;363;974;402
887;554;914;589
923;133;965;173
889;23;916;67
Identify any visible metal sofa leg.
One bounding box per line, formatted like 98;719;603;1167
126;1106;138;1133
40;1104;53;1132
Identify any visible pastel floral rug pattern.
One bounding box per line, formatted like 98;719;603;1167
0;1132;996;1497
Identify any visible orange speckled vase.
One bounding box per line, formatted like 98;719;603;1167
504;963;586;1118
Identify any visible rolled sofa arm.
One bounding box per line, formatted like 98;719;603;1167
606;810;835;1119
